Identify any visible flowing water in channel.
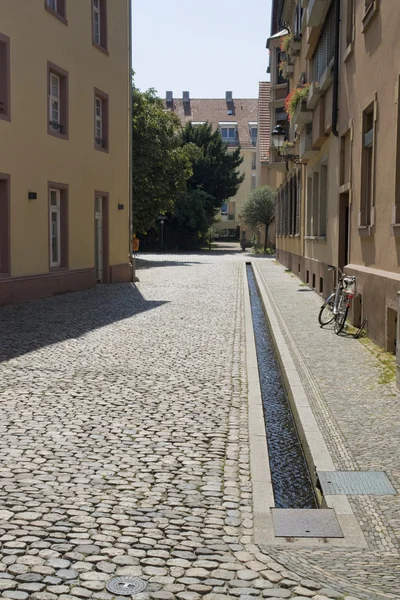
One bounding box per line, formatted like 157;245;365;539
247;265;317;509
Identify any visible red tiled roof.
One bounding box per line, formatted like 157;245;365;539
258;82;271;162
164;97;258;149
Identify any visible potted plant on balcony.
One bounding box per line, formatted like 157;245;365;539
279;59;294;78
284;84;311;122
280;33;293;54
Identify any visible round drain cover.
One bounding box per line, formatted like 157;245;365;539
106;576;147;595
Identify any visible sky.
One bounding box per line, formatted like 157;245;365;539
132;0;273;99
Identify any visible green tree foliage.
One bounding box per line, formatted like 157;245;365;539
241;185;276;251
167;189;214;250
182;123;244;218
132;85;192;233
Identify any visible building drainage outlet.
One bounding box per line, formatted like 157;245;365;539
106;576;147;596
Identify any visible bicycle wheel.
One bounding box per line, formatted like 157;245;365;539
318;293;335;326
334;296;348;334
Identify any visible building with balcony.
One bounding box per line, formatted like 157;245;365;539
0;0;132;305
164;92;258;241
268;0;400;353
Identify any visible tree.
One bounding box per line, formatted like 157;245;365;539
167;189;214;250
132;85;192;233
182;123;244;221
241;185;276;251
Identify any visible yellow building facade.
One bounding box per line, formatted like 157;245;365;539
0;0;132;305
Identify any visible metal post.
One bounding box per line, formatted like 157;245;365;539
160;220;164;252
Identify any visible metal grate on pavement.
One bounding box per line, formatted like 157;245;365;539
317;471;397;495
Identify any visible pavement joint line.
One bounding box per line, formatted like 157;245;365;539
249;261;367;549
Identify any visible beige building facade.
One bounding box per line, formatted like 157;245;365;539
269;0;400;352
0;0;132;305
164;94;258;242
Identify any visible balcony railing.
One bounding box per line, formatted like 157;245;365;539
223;139;239;147
95;137;107;148
49;121;64;133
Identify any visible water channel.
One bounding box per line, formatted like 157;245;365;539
247;264;317;509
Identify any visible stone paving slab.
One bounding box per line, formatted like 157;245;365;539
0;249;394;600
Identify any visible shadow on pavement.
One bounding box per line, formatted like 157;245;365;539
0;283;168;363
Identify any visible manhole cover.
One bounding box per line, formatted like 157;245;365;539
317;471;397;495
106;576;147;595
272;508;343;538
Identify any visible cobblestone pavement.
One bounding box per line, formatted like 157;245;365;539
0;249;396;600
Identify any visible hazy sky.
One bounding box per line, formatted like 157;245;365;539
132;0;273;99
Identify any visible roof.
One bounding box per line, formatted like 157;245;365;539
257;82;271;162
164;97;258;149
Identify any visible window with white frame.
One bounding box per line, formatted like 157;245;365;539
45;0;67;22
249;124;257;146
95;97;102;142
220;202;228;215
93;0;101;45
306;164;327;237
50;189;61;267
47;0;57;11
220;126;237;144
49;73;60;131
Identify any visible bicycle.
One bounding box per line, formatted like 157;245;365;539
318;266;357;334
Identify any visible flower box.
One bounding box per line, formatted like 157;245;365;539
293;101;313;131
307;82;321;109
289;39;301;57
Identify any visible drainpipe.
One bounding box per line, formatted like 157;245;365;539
332;0;340;137
128;0;134;280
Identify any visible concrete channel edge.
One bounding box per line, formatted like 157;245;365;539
244;262;367;548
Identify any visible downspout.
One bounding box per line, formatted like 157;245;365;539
332;0;340;137
128;0;134;279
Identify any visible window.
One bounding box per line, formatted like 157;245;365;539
276;48;286;85
220;127;237;145
94;88;109;151
92;0;108;52
251;153;256;170
220;203;228;215
250;127;257;146
50;189;61;267
306;165;327;237
312;0;336;84
48;183;68;268
346;0;355;47
0;175;10;275
251;175;256;190
45;0;67;24
360;102;375;227
48;62;68;139
0;33;10;121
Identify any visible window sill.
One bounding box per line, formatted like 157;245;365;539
304;236;327;241
48;127;68;141
45;4;68;25
0;112;10;122
343;42;354;63
362;1;379;33
391;223;400;236
92;42;109;56
94;142;109;154
0;272;11;279
358;225;372;236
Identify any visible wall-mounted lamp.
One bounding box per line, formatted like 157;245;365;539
28;192;37;200
118;204;124;210
271;124;301;167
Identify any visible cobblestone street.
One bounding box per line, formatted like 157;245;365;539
0;250;398;600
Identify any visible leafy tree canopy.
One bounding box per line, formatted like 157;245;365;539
182;123;244;213
132;85;193;233
241;185;276;250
